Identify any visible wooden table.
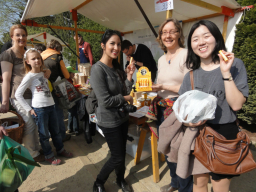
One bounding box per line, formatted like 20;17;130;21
129;115;164;183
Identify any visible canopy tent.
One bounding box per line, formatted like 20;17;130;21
26;32;68;47
21;0;241;33
21;0;245;64
21;0;248;67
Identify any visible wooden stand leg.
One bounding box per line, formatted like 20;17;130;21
160;153;166;162
134;128;147;165
151;132;160;183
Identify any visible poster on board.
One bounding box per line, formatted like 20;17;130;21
155;0;173;13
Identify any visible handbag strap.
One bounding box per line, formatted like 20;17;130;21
209;135;248;165
190;71;194;90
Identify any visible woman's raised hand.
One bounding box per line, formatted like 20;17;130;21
126;63;136;76
219;50;235;78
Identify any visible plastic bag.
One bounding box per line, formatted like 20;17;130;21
0;136;40;192
52;78;81;109
173;90;217;123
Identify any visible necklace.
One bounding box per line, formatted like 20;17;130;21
166;48;182;64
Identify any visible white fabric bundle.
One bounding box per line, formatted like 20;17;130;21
173;90;218;123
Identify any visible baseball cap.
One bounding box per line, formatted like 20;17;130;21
66;66;79;73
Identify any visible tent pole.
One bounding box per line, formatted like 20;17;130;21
222;15;229;42
47;26;79;59
43;32;47;46
31;38;34;47
134;0;158;38
71;10;80;64
166;10;172;19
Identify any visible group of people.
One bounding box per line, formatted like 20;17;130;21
0;24;96;166
0;17;249;192
90;18;248;192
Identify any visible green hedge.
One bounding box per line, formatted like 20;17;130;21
233;0;256;124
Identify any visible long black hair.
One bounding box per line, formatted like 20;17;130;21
186;20;226;70
101;29;127;94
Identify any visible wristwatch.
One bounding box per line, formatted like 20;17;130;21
222;75;233;81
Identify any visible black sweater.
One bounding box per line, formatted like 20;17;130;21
125;44;157;72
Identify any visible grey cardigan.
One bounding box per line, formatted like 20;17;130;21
90;61;133;128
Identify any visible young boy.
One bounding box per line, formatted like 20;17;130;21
66;66;80;136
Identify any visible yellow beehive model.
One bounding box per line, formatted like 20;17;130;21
136;66;152;92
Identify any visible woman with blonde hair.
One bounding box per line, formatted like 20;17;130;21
148;18;192;192
0;24;51;162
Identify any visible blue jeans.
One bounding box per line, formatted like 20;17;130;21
32;105;64;159
156;105;193;192
68;104;79;132
52;93;66;140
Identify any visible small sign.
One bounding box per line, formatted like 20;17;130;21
155;0;173;13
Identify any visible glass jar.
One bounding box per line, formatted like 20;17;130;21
145;98;151;106
137;97;145;107
142;92;147;99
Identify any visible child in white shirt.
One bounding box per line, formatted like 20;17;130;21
15;48;73;165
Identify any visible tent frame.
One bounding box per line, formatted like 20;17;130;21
21;0;252;65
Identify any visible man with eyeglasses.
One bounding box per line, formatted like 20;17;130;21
121;40;157;82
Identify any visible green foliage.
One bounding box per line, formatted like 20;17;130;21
233;1;256;124
0;1;108;69
61;13;108;68
0;0;26;35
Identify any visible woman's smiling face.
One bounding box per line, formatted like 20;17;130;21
161;21;180;50
103;34;121;59
191;25;216;61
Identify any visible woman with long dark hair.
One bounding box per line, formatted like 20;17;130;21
90;30;135;192
179;20;248;192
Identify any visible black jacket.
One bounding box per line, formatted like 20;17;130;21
125;44;157;72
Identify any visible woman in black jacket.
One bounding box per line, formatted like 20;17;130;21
91;30;135;192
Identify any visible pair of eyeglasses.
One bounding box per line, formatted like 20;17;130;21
161;31;178;36
123;47;130;55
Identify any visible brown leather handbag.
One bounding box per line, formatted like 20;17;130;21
189;71;256;174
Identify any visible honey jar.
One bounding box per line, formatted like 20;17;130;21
145;98;151;106
137;97;145;107
142;92;147;99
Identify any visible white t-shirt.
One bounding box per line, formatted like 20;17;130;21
15;72;55;112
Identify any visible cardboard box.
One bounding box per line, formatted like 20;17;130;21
74;73;88;85
78;63;91;76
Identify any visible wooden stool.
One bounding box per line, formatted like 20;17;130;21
129;116;165;183
134;126;160;183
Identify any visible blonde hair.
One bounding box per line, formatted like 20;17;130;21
24;49;45;73
156;18;185;52
10;24;28;37
47;39;62;52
